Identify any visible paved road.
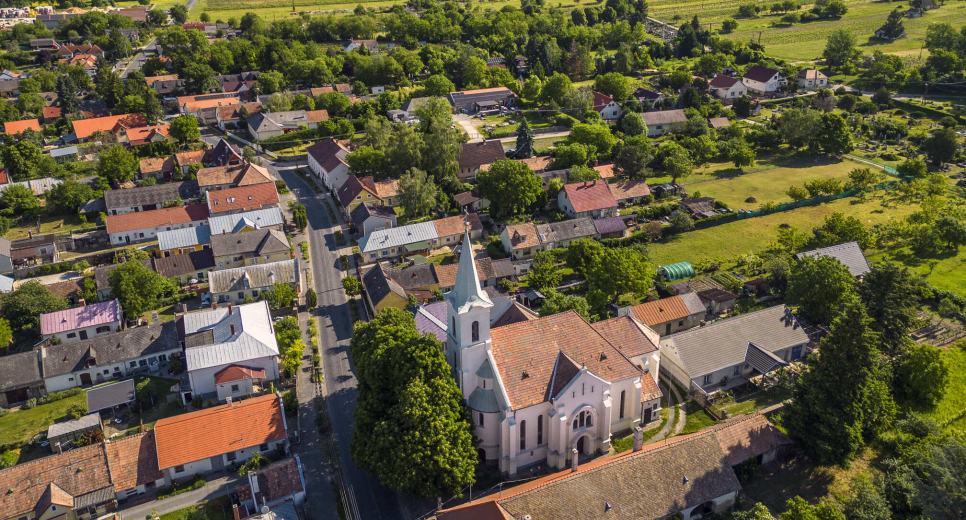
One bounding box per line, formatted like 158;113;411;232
118;473;242;519
117;39;157;79
268;161;423;520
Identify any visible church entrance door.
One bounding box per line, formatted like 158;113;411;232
576;436;585;454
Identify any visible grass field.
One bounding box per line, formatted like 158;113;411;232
924;343;966;430
5;215;92;241
160;496;233;520
0;392;87;447
867;245;966;298
648;193;919;266
684;157;864;210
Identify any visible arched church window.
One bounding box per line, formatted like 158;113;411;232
478;412;484;427
579;412;585;428
619;390;626;419
573;418;578;431
586;413;592;427
519;420;526;450
471;321;479;342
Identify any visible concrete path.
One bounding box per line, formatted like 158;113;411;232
644;382;676;445
118;474;241;519
454;114;483;141
670;382;687;436
13;271;84;289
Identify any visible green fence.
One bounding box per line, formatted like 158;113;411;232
735;180;902;220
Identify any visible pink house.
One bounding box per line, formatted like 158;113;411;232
40;299;123;344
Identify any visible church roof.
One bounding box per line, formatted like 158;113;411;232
446;229;492;313
490;310;642;409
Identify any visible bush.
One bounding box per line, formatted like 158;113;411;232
157;474;206;500
191;396;203;409
305;288;317;308
65;404;87;419
312;354;321;367
21;398;37;410
71;260;90;271
168;357;183;375
274;179;290;194
282;390;298;417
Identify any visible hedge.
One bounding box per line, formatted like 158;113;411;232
892;99;963;125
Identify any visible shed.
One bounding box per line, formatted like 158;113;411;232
47;412;102;449
659;262;695;282
86;379;136;413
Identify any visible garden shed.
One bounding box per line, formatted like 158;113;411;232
47;412;102;450
659;262;695;282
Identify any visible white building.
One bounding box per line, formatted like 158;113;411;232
181;301;281;399
741;65;787;94
592;90;622;120
306;138;351;192
709;74;748;100
39;299;123;344
444;230;662;476
106;204;210;246
796;69;828;90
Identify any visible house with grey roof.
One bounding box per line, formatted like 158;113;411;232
350;202;397;237
154;249;216;285
0;349;45;407
105;181;201;215
210;228;290;270
208;207;285;235
642;109;688;136
247;110;313;140
209;258;300;305
157;225;211;256
358;221;439;264
547;217;596;248
794;241;871;277
660;304;810;394
180;300;280;399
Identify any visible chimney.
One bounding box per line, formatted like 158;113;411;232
230;323;236;335
228;303;233;315
226;396;232;407
55;442;62;454
633;427;644;452
28;230;32;239
212;301;218;310
571;448;579;472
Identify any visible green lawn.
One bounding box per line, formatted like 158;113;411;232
141;304;177;324
679;401;719;435
5;215;93;241
159;496;233;520
648;194;920;267
718;384;794;417
684;157;864;210
0;391;87;446
924;343;966;430
867;246;966;298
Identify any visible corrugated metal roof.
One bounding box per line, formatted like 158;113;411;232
182;300;279;371
209;259;298;294
208;207;284;235
40;300;120;335
47;412;100;438
358;221;439;253
158;225;211;251
794;241;870;277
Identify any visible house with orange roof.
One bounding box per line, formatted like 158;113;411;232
153;393;287;482
177;92;242;119
623;292;706;337
61;53;98;75
71;113;147;142
499;222;552;260
557;179;619;219
440;231;662;475
373;178;400;206
206;182;280;216
196;162;272;193
215;101;262;131
106;204;209;245
3;118;40;135
121;124;170;147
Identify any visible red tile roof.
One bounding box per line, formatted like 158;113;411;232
214;365;267;384
712;413;792;466
433;213;483;238
72;113;146;140
206;182;280;213
4;118;40;135
489;310;642;409
503;222;540;250
104;431;163;491
0;443;113;518
106;204;209;234
459;141;506;170
562;180;617;213
629;296;692;326
592;90;614;111
591;315;659;359
43;106;63;120
153;393;286;470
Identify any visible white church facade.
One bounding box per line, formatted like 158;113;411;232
443;230;663;476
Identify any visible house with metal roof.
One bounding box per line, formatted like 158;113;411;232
794;241;870;277
40;300;123;345
86;379;136;413
104;181;200;215
154;249;216;285
447;87;517;114
210;228;291;270
47;413;102;450
157;225;211;256
208;258;300;305
208;207;285;235
358;221;439;264
180;301;281;399
660;304;810;393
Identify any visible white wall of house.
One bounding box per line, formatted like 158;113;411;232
47;321;122;346
714;83;747;99
44;348;180;393
161;439;286;484
188;356;279;397
110;220;207;246
211;280;297;305
308;152;350;192
742;74;785;94
357;216;395;237
598;101;622;120
797;76;827;89
216;377;256;402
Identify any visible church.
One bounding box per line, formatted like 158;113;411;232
443;229;664;476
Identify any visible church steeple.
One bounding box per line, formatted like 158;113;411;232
448;226;492;312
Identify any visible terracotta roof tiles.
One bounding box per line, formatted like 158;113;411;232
106;204;209;234
562;180;618;213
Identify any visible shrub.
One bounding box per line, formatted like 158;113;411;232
168;357;183;375
238;452;268;476
306;288;317;308
312;354;321;367
71;260;90;271
21;398;37;410
191;396;203;409
65;404;87;419
282;390;298;416
157;474;206;500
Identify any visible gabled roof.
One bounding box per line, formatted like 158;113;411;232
154;393;286;470
362;263;406;305
209;258;298;294
433;213;483;237
40;299;120;335
350;202;396;229
490;310;641;409
106;204;209;234
629;295;696;326
158;225;211;251
592;90;615;111
373;178;399;199
796;68;827;80
235;458;304;505
594;216;627;235
247;110;310;133
387;263;439;290
42;322;180;378
197;163;272;188
358;221;439;253
709;117;731;129
208;207;285;234
742;65;780;83
338;175;379;208
72;112;146;140
104;180;200;210
216;102;262;121
213;364;266;384
660;304;808;379
210;227;289;258
642;109;687;126
139;156;175;174
0;443;113;517
459;141;506;170
448;87;517;106
4;118;41;135
607;180;651;201
153;249;216;278
0;349;41;389
181;300;280;371
206;183;280;214
709;75;741;89
104;431;163;491
548;217;596;242
592;315;659;359
794;241;870;277
562;180;618;213
503;222;543;250
712;413;793;466
305;138;349;173
411;301;448;342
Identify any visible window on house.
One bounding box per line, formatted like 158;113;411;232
252;290;259;298
174;465;185;473
471;321;479;342
139;360;147;366
734;365;741;376
130;361;137;368
619;390;626;419
226;451;236;461
537;415;543;445
572;418;578;431
369;253;376;260
66;332;77;339
238;292;245;299
519;420;526;450
139;233;145;238
703;374;713;384
231;384;239;392
586;412;592;427
96;326;111;334
678;320;683;327
478;412;484;427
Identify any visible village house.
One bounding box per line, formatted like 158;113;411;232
709;117;731;130
592;90;622;120
4;118;40;135
350;202;397;236
660;304;810;393
796;69;828;89
40;299;123;344
594;216;628;239
548;217;596;248
196;162;273;194
558;180;619;219
174;150;207;174
500;222;552;260
337;176;381;218
741;65;787;94
306;138;351;191
343;39;378;52
138;156;177;180
623;292;707;337
153;393;287;482
40;322;180;393
633;87;664;107
458;140;507;181
362;263;412;312
794;241;871;277
105;181;201;215
154;249;216;285
434;257;515;293
157;225;211;257
71;112;148;143
358;221;439;264
206;183;280;216
433;213;484;248
246;109;328;140
215;102;262;131
608;179;651;206
29;38;57;50
208;207;285;235
447;87;517;114
106;204;210;246
642;109;688;136
697;288;739;315
709;74;748;100
54;44;104;59
180;301;282;400
210;227;291;270
373;178;400;206
454;188;490;213
10;233;73;266
208;258;300;305
234;457;306;516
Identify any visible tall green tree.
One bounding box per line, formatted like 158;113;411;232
46;180;94;215
476;159;543;220
583;247;656;309
812;212;872;249
264;282;298;310
823;28;859;73
97;144;138;185
857;261;920;358
895;343;949;407
784;302;884;465
904;436;966;519
109;260;173;319
515;118;535;159
415;97;464;187
0;281;67;337
169;115;201;147
539;290;594;321
349;309;477;497
816;113;854;154
787;255;857;324
526;250;561;293
55;74;81;115
0;139;43;181
398;167;439;217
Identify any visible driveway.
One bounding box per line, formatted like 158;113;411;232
454;114;483;142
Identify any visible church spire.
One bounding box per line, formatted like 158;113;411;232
448;225;492;312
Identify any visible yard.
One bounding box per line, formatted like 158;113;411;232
5;215;93;241
159;496;233;520
141;304;178;324
647;193;921;267
922;342;966;430
0;390;87;447
867;245;966;299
